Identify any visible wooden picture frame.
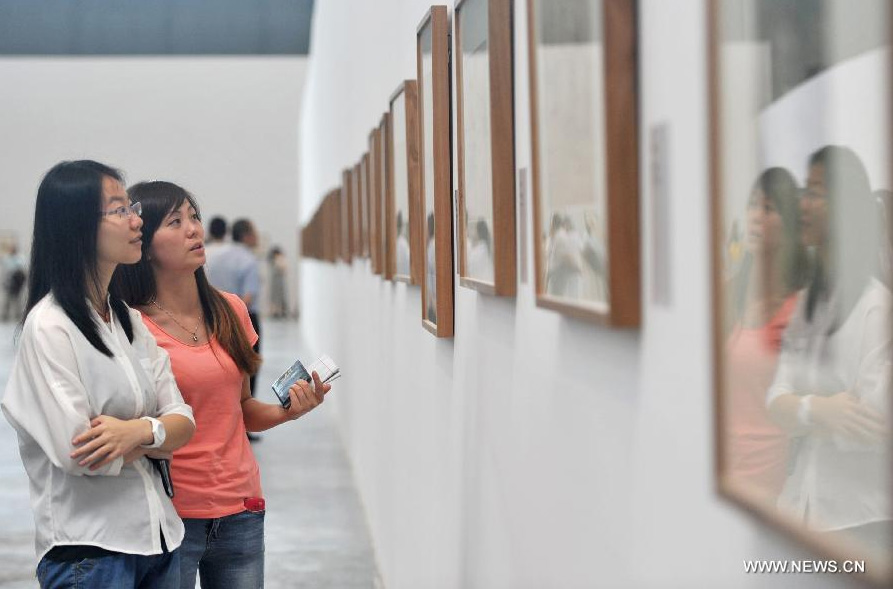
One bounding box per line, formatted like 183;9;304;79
709;1;893;584
369;128;383;275
454;0;516;296
352;161;363;257
322;190;336;264
341;168;354;263
379;112;393;280
418;5;455;337
389;80;424;285
361;152;371;258
332;187;345;264
527;0;640;325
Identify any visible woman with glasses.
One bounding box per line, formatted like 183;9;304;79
113;181;329;589
767;146;891;554
1;161;196;588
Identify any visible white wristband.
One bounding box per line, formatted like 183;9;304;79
140;416;166;449
797;395;814;426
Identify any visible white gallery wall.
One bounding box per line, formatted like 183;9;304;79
0;56;306;315
300;1;857;588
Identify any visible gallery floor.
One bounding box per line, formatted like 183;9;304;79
0;318;380;588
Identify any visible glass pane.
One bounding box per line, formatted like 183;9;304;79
460;0;495;283
392;91;412;277
421;22;437;324
341;185;350;257
380;123;389;266
534;0;608;308
717;0;891;572
360;157;368;255
369;136;378;264
352;166;361;255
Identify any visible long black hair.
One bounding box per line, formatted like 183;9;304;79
112;181;260;375
24;160;134;356
804;146;877;325
729;167;807;323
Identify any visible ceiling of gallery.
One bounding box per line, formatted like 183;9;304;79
0;0;314;55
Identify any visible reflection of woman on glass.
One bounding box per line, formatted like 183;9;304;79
426;212;436;322
2;161;196;587
767;146;891;549
395;212;411;276
724;167;806;500
467;219;493;282
545;214;583;298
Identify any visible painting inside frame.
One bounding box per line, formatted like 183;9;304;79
457;0;495;285
710;0;892;582
369;130;382;274
531;0;609;311
389;81;422;284
528;0;639;325
455;0;516;296
418;5;455;337
379;114;391;279
360;155;370;258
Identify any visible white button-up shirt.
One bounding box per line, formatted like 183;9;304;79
767;278;891;531
1;294;195;560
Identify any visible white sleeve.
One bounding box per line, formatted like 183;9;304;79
1;319;123;476
766;332;798;409
131;314;194;424
833;300;891;452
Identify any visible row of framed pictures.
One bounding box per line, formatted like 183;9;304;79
303;0;641;338
302;0;893;582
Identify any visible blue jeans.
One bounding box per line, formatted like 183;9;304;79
36;548;179;588
179;510;265;589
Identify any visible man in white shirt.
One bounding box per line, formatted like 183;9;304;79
203;216;229;271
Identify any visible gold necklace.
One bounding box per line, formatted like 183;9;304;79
151;299;203;343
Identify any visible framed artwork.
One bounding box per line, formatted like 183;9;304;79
709;0;892;584
340;169;354;263
320;191;332;263
454;0;516;296
361;152;371;258
389;80;423;285
527;0;640;325
351;161;363;257
379;113;393;280
418;5;455;337
300;216;312;259
369;128;383;275
328;189;340;264
332;188;344;264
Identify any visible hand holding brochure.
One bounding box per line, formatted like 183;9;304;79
271;354;340;409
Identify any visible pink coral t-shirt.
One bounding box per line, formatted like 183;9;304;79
724;294;798;498
142;291;262;519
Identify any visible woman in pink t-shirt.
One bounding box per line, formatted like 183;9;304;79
723;167;807;500
113;181;330;589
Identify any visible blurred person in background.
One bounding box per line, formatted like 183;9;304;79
1;241;27;322
267;246;288;319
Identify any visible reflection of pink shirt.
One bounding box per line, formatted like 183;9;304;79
724;295;798;497
142;292;262;519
